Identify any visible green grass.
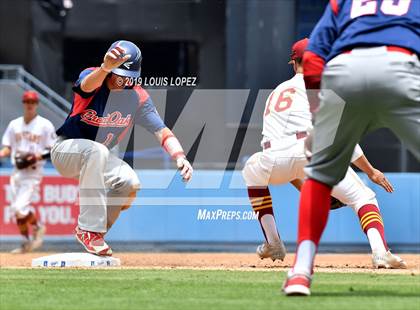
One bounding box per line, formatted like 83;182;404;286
0;269;419;310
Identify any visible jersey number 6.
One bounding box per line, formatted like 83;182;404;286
351;0;411;19
265;88;296;116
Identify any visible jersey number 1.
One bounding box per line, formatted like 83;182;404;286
265;88;295;116
351;0;411;18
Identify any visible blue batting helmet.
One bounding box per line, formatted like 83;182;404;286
107;40;142;78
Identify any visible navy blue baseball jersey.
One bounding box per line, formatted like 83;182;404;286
56;68;165;147
307;0;420;61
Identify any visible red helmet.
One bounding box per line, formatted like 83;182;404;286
22;90;39;102
288;38;309;64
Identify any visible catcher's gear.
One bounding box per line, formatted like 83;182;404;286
15;152;37;169
107;40;142;78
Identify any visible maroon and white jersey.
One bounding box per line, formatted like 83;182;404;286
260;73;364;160
2;115;56;171
262;73;312;144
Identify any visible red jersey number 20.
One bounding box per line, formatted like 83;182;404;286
265;88;296;116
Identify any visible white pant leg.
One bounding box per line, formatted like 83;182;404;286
271;140;308;184
51;139;110;232
242;143;306;246
105;154;141;229
242;151;274;187
105;154;140;204
10;172;40;219
242;141;307;187
331;168;378;213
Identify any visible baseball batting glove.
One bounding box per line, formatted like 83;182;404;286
101;46;131;72
176;157;193;182
15;152;37;169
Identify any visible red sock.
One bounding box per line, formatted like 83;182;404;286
27;212;38;227
247;186;274;241
358;204;388;251
16;217;29;239
297;179;332;245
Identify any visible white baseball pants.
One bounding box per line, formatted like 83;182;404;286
9;170;40;219
51;138;140;233
242;138;377;213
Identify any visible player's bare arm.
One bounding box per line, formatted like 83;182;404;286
0;146;11;158
80;46;130;93
353;155;393;193
155;127;193;182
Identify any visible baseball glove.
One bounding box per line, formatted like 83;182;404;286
330;197;346;210
15;152;37;169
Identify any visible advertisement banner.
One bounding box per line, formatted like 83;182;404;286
0;175;79;236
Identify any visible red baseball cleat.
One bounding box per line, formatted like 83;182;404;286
75;227;112;256
282;270;312;296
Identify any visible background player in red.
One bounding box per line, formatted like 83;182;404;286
51;40;193;256
0;91;56;253
283;0;420;296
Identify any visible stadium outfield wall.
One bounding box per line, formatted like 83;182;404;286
0;169;419;247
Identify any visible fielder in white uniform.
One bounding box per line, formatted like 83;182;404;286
242;39;405;269
0;90;56;253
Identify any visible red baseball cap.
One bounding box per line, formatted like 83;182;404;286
288;38;309;64
22;90;39;102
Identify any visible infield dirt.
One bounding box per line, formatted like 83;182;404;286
1;252;419;274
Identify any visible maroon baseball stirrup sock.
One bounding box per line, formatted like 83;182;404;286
358;204;389;251
26;212;39;227
16;216;30;239
247;186;277;241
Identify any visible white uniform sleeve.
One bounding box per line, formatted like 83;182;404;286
44;121;57;148
2;122;13;147
350;144;364;163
